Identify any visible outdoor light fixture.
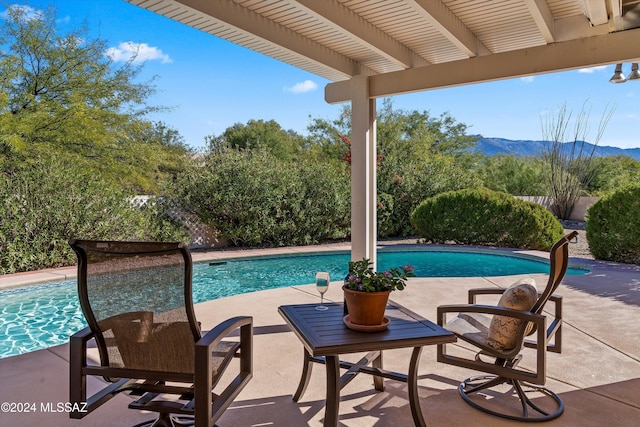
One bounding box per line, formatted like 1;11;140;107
628;63;640;81
609;63;627;83
609;63;640;83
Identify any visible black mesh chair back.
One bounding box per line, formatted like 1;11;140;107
68;239;253;427
73;240;198;375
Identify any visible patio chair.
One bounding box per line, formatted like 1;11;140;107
68;240;253;427
436;231;578;422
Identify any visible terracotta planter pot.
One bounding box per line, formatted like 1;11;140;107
342;285;390;325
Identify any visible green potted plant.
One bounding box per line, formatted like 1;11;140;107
343;258;415;330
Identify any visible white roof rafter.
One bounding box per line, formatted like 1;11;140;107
407;0;489;57
290;0;428;69
523;0;556;42
608;0;625;29
584;0;609;25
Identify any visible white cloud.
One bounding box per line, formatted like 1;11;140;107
520;76;535;83
1;4;43;20
105;42;172;64
284;80;318;94
578;65;607;73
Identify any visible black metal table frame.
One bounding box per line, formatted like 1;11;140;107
293;346;428;427
279;302;455;427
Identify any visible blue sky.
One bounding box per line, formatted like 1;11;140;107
4;1;640;150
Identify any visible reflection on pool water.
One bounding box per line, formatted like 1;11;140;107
0;248;588;358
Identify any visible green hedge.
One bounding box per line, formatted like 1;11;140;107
586;185;640;264
0;157;188;274
170;149;351;247
410;188;564;250
377;156;481;237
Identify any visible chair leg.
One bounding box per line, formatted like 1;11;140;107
458;374;564;422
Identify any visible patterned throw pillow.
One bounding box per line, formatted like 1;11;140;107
487;278;538;351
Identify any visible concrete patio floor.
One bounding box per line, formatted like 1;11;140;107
1;242;639;426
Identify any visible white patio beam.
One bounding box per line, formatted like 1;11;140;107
523;0;556;42
290;0;426;69
349;76;377;269
326;27;640;103
407;0;489;58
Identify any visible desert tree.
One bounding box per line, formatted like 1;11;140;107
541;102;614;220
0;3;188;191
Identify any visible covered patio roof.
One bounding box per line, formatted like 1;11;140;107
125;0;640;265
125;0;640;89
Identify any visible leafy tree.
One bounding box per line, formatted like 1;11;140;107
122;121;192;192
585;155;640;195
304;109;352;166
0;3;188;191
374;99;480;235
206;119;306;161
305;99;478;167
376;98;477;163
306;99;479;236
477;154;547;196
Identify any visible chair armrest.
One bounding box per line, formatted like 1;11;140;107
468;288;507;304
70;326;95;352
194;316;253;427
438;303;543;324
437;303;549;384
69;326;94;372
69;327;94;418
524;293;563;353
197;315;253;380
438;303;546;352
196;316;253;351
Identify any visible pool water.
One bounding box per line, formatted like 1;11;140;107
0;249;587;358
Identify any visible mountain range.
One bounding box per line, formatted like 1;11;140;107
474;137;640;161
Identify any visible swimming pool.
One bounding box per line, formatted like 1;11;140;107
0;248;588;358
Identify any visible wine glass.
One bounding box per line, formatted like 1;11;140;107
315;272;330;311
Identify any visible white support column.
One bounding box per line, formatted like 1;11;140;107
350;75;377;269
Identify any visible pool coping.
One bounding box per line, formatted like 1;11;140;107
0;239;611;292
0;241;355;290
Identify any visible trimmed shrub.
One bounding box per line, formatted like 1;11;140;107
586;185;640;264
410;188;564;250
170;149;351;247
0;157;188;274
